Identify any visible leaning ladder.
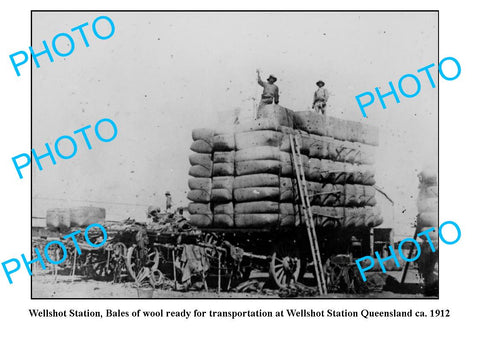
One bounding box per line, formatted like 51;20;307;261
289;134;328;295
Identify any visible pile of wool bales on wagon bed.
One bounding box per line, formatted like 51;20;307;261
187;105;382;230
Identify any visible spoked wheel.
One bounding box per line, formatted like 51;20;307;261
111;242;128;283
269;243;302;289
91;250;115;280
126;245;160;280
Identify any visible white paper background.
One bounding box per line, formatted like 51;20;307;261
0;1;477;338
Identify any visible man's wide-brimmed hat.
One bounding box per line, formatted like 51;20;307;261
267;75;277;82
316;80;325;86
165;191;171;196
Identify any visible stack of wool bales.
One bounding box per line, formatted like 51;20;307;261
211;128;236;227
187;129;214;227
416;168;438;243
233;106;300;228
187;105;382;229
292;111;382;229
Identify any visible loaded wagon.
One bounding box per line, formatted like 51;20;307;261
124;105;383;294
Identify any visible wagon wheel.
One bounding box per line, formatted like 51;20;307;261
112;242;128;282
269;243;301;289
126;245;160;280
91;250;115;280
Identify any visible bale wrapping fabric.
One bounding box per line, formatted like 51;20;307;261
235;117;282;133
46;208;70;232
192;128;214;143
256;105;294;127
212;176;234;190
188;178;212;191
189;165;212;178
234;187;280;202
188;203;211;215
211;189;233;202
233;174;280;189
213;202;234;214
326;117;347;141
213;151;235;163
235;201;279;214
212;163;234;176
292;111;326;136
68;207;106;229
187;190;211;203
190;140;212;154
213;214;234;228
235;213;280;228
213;134;235;151
189;153;212;169
189;214;213;228
235;160;290;176
235;130;284;150
235;146;291;163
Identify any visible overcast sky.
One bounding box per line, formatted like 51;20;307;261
32;12;438;238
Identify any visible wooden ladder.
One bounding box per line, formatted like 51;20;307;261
289;134;328;295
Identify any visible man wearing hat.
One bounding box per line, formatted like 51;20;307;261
312;80;329;115
165;191;173;213
256;69;279;111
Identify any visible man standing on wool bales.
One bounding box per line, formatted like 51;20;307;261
312;80;329;115
256;69;279;112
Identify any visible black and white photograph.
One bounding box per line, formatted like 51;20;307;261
30;11;438;299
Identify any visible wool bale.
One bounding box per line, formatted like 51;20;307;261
234;187;279;202
211;188;233;203
362;185;377;206
235;201;279;214
356;164;376;185
235;130;284;150
189;153;212;168
187;189;211;203
213;214;234;228
345;121;362;143
212;176;234;190
235;117;282;133
326;116;348;141
233;174;280;189
308;135;331;159
46;208;70;232
311;206;343;228
213;134;235;151
213;202;234;214
189;214;213;228
189;165;212;178
188;177;212;191
417;212;438;228
213;151;235;163
234;213;280;228
188;203;211;215
212;162;234;176
306;159;346;183
235;160;281;176
280;178;294;201
257;105;294;127
355;143;375;165
192;128;214;143
69;207;106;229
190;140;212;154
292;111;326;136
235;146;290;163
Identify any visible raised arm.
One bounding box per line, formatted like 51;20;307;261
256;69;264;86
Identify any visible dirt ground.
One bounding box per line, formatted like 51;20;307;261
31;270;427;299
